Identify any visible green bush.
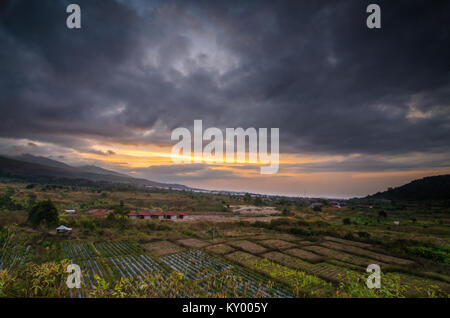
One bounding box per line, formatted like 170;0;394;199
406;246;449;264
27;200;59;228
357;231;371;239
289;227;311;236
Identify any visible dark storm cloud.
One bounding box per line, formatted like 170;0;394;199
133;163;236;182
279;155;450;174
1;0;450;162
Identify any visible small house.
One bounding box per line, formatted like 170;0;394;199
177;212;189;220
128;212;137;220
56;225;72;235
394;221;400;225
164;212;177;220
65;210;76;214
151;212;164;219
138;212;151;220
311;202;323;209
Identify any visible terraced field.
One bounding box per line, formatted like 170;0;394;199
160;249;291;297
63;241;169;297
320;241;416;266
59;236;449;298
62;241;291;298
260;251;353;283
302;245;385;267
225;250;333;296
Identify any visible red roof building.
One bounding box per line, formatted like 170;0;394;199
177;212;189;219
164;211;177;219
150;212;164;219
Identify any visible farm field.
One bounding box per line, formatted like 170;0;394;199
0;181;449;298
59;240;293;298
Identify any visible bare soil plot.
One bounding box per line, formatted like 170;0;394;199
143;240;184;256
258;239;297;250
297;240;316;246
223;229;251;237
323;236;372;249
240;216;283;223
204;244;236;255
275;233;305;242
230;205;281;215
320;241;415;266
302;245;384;267
250;234;274;240
176;238;211;248
228;240;268;254
284;248;324;263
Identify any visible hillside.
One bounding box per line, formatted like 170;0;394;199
0;155;187;190
368;174;450;201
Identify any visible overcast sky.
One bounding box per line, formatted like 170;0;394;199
1;0;449;198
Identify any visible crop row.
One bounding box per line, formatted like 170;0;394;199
62;242;293;297
63;241;143;260
160;250;232;280
160;250;291;297
95;241;143;257
63;242;97;260
0;244;31;271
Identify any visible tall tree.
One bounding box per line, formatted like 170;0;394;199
28;200;59;228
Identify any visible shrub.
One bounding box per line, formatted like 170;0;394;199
357;231;371;239
27;200;59;228
182;229;196;237
289;227;311;236
405;246;449;264
80;218;96;232
378;210;387;218
342;218;351;225
344;232;355;240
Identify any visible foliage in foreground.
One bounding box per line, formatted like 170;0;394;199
336;271;448;298
0;260;448;298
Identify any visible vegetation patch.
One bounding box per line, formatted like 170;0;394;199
204;244;235;255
